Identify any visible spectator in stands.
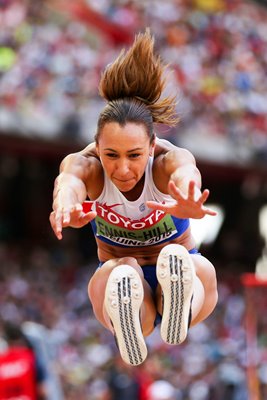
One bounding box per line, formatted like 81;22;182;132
147;380;178;400
0;322;48;400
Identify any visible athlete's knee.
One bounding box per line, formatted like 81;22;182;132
194;257;217;286
117;256;140;268
87;264;111;300
206;263;218;298
143;323;154;337
99;257;140;271
193;257;218;302
88;276;98;302
116;257;145;279
88;257;141;298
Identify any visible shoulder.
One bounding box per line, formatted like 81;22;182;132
60;142;102;179
152;138;196;193
60;142;104;197
154;138;195;173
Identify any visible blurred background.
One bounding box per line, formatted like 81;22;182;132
0;0;267;399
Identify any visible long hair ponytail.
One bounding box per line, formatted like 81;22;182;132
95;30;178;142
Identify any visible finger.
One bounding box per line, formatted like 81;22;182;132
168;180;179;193
66;204;84;218
82;211;97;223
188;181;196;199
74;203;83;212
203;207;217;216
168;181;184;199
51;211;63;240
146;201;169;212
55;220;63;238
199;189;210;204
62;211;71;225
49;212;57;236
88;211;97;219
56;230;63;240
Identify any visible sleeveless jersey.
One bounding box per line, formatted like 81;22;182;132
83;156;189;247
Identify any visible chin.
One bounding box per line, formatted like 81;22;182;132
113;179;136;192
117;183;135;193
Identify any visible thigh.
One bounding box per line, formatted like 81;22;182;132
190;253;218;324
191;254;217;290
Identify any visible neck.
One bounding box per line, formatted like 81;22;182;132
121;174;145;201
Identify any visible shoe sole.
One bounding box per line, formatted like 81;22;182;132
157;244;195;345
104;265;147;366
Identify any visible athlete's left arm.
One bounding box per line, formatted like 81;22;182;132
147;148;216;219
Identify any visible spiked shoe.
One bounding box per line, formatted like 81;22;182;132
157;244;195;345
104;265;147;366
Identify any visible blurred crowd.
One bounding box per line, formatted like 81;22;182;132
0;242;267;400
1;0;267;165
1;1;267;398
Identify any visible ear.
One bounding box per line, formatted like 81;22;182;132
149;136;156;156
95;143;100;156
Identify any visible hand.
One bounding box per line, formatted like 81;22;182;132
146;180;217;219
49;203;97;240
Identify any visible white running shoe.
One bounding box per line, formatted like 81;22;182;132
156;244;195;345
104;265;147;366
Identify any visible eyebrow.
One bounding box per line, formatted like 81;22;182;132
104;148;143;153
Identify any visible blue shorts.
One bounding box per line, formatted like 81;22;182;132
98;248;199;295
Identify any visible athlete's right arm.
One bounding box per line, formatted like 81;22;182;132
50;146;99;240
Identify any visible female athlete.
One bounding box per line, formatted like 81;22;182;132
50;30;218;366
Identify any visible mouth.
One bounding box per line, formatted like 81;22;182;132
113;178;134;183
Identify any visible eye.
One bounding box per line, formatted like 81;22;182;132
129;153;141;159
105;153;118;158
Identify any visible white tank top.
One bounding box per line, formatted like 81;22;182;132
84;157;190;247
96;156;173;218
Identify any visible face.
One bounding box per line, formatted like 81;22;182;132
96;122;155;192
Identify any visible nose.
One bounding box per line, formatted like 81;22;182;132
116;158;130;176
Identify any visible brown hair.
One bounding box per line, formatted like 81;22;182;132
95;29;179;143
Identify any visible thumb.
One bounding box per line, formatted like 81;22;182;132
146;201;167;211
86;211;97;220
82;211;97;223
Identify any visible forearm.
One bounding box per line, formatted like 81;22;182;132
147;149;215;219
53;173;87;210
170;164;202;199
50;150;98;239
